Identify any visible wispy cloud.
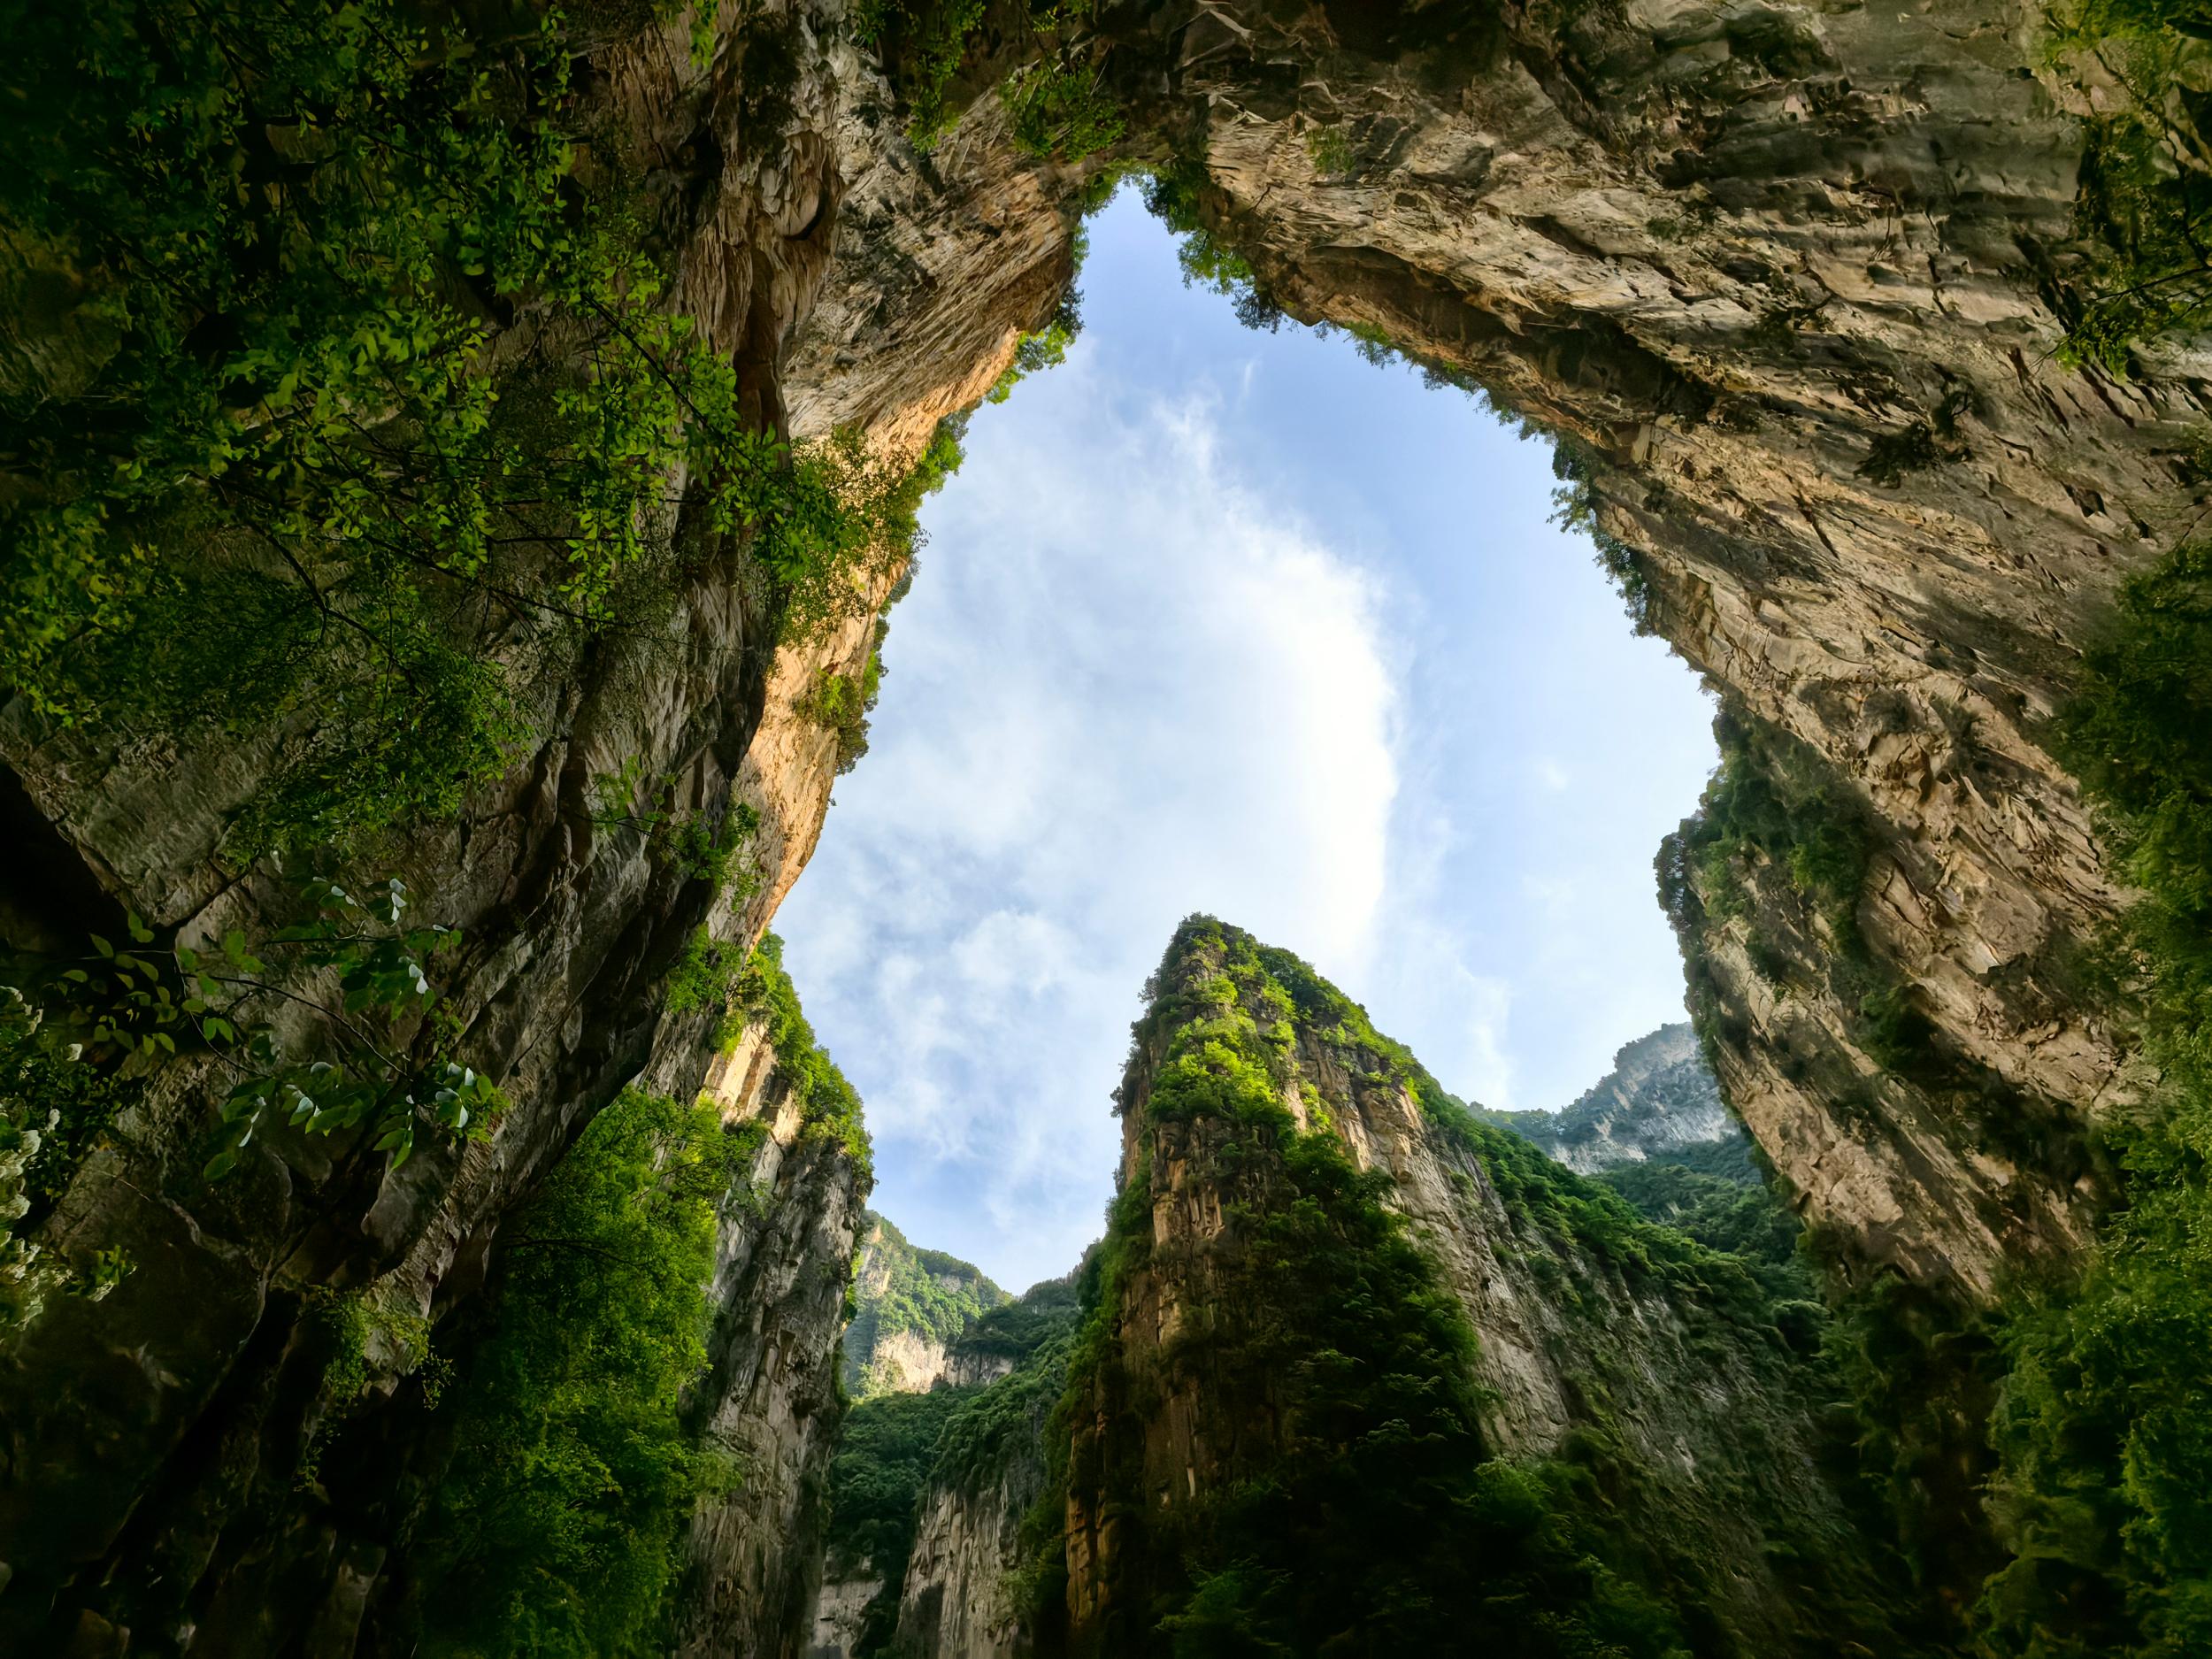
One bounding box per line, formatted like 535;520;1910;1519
778;360;1404;1286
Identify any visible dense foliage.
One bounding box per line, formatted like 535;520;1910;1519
1964;538;2212;1656
1141;161;1290;333
1599;1160;1811;1302
930;1305;1078;1494
824;1385;981;1576
854;0;1124;157
850;0;989;148
820;1384;982;1655
0;0;928;857
0;987;135;1328
949;1273;1081;1365
2;877;498;1334
735;933;873;1178
401;1087;741;1657
821;1279;1076;1656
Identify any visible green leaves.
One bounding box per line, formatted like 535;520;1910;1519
403;1086;733;1655
4;1;888;859
0;873;486;1185
733;933;872;1175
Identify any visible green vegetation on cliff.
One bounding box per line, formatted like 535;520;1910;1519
824;1278;1079;1655
1657;707;2085;1193
396;1087;742;1657
1025;917;1907;1659
1;0;936;856
1654;711;2084;1632
1967;537;2212;1657
734;933;873;1178
825;1384;980;1644
1650;536;2212;1655
841;1211;1008;1397
2040;0;2212;373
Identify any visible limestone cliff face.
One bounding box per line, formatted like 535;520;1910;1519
1494;1022;1745;1174
1054;919;1884;1655
669;1023;872;1659
881;1281;1081;1659
841;1213;1010;1398
2;0;2202;1647
808;1571;886;1659
890;1449;1046;1659
0;4;1047;1646
806;1275;1077;1659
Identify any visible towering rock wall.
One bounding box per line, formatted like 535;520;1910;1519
3;0;2205;1649
0;5;1055;1647
669;1022;872;1659
808;1277;1079;1659
818;0;2206;1296
888;1399;1055;1659
1048;917;1889;1655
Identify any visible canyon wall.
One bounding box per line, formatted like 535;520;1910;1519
1490;1021;1747;1174
2;0;2205;1649
809;1277;1079;1659
668;1025;872;1659
0;4;1012;1645
826;0;2208;1296
1048;917;1891;1655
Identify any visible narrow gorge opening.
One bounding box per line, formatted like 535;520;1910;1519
780;184;1721;1289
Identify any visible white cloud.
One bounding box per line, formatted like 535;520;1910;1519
776;358;1404;1286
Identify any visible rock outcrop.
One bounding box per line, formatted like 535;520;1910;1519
669;1024;872;1659
1049;918;1889;1655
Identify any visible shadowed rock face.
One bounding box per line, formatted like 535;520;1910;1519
809;1277;1080;1659
0;8;918;1648
0;0;2193;1648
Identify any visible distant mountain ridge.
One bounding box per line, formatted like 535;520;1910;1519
840;1212;1010;1399
1488;1023;1754;1181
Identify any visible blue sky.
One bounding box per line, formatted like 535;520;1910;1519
776;189;1717;1290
